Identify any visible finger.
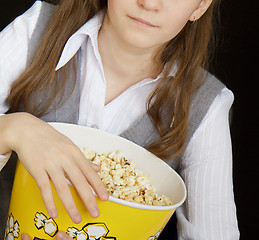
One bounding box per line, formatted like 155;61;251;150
73;151;109;201
90;162;101;172
56;231;73;240
33;170;58;219
83;163;109;201
71;145;100;172
48;168;82;224
21;233;31;240
64;164;101;218
84;163;109;200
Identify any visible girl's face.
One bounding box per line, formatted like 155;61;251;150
105;0;212;51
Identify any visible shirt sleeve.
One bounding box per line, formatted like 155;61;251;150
0;1;42;170
0;0;42;114
0;151;12;171
176;87;240;239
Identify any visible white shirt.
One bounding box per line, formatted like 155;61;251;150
0;1;239;239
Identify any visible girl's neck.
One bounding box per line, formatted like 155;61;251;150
98;16;162;83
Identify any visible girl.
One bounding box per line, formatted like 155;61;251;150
0;0;239;239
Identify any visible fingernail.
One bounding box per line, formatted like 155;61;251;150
57;231;67;240
91;208;100;218
72;213;82;224
101;192;109;201
21;234;29;240
49;209;58;218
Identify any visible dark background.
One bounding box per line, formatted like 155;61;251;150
0;0;258;239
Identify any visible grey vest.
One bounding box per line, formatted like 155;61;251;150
27;2;225;155
0;2;225;238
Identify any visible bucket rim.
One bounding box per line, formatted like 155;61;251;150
52;122;187;211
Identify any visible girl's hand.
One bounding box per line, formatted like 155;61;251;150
21;232;72;240
0;112;109;223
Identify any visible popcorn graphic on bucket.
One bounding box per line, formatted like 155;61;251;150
34;213;58;237
5;214;20;240
67;222;116;240
6;123;186;240
5;211;116;240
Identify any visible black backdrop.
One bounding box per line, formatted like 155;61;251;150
0;0;258;239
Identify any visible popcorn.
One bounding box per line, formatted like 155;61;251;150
80;147;172;206
81;147;96;160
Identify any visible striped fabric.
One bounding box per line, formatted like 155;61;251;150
0;1;239;239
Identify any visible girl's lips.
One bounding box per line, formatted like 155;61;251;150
129;17;158;28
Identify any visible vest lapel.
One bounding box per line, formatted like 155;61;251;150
40;52;81;124
120;113;160;148
120;72;225;169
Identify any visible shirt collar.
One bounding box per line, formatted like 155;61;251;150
55;11;177;83
55;12;104;71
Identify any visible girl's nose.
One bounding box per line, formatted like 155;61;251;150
137;0;162;12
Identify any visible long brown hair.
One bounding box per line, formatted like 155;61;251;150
7;0;220;160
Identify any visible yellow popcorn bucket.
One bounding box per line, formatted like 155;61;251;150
5;123;186;240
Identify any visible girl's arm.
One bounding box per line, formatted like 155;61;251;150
0;113;11;169
0;112;108;222
0;1;43;115
176;88;240;239
0;2;43;171
0;1;108;223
